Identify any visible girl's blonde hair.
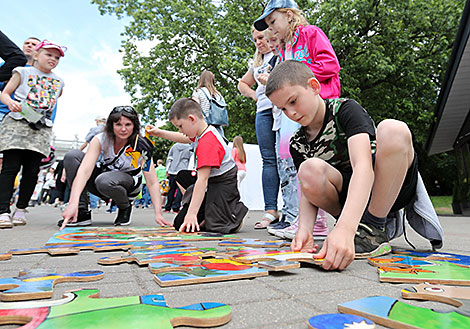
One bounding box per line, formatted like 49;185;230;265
196;70;220;96
276;8;308;44
252;26;265;67
233;136;246;163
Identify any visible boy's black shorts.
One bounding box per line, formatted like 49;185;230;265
338;152;418;212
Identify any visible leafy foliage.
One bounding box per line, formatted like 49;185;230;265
92;0;465;190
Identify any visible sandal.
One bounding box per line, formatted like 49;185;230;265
254;212;278;230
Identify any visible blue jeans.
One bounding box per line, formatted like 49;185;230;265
276;130;299;223
255;109;279;211
89;193;100;209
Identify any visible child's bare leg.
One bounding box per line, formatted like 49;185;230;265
368;119;414;217
291;158;342;253
297;158;343;217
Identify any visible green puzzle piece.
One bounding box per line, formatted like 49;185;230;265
0;288;232;329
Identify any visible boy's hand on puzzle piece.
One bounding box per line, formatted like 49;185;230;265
314;225;355;271
60;204;79;230
179;213;200;233
257;73;270;85
7;99;21;112
291;226;319;253
155;213;172;227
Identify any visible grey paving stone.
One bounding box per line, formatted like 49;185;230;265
0;206;468;329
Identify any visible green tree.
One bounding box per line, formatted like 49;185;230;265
92;0;465;190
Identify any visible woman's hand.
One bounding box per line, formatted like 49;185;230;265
60;203;79;230
154;212;173;227
257;73;270;86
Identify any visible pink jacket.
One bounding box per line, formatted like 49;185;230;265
280;25;341;99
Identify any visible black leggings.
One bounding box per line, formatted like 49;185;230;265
0;149;43;213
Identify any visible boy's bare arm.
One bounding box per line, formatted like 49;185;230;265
145;124;191;143
317;133;374;270
180;166;211;232
291;193;318;253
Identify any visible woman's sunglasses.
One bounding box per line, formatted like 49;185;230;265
111;106;137;115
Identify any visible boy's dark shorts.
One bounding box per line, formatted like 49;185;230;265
338;152;418;212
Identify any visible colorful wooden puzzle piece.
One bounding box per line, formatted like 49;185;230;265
338;295;470;329
98;248;215;266
373;258;470;286
46;227;234;245
9;240;192;258
402;283;470;308
0;253;11;261
218;238;290;248
0;288;232;328
308;313;375;329
393;250;470;266
151;258;269;287
368;255;435;268
229;248;323;270
0;269;104;301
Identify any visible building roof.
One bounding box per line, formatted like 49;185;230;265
426;0;470;155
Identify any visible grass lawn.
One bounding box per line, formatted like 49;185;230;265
430;195;453;215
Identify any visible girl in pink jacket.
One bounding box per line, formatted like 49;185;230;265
254;0;341;99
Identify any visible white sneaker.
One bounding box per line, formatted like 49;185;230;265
0;213;13;228
12;208;27;226
283;217;299;240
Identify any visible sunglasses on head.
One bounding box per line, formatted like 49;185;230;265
111;106;137;115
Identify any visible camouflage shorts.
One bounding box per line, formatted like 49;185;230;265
0;116;51;157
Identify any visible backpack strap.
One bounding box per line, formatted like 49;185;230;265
199;87;213;102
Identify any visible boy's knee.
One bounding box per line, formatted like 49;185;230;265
298;158;328;194
376;119;412;152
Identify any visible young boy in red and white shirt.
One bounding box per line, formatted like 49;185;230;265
146;98;248;233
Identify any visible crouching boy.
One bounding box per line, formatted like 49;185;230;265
265;60;432;271
146;98;248;234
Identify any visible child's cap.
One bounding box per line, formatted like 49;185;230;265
95;115;107;122
254;0;298;31
34;40;67;57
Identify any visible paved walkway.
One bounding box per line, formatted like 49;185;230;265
1;205;468;328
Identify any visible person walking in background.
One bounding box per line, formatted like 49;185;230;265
79;115;107;151
192;70;227;137
165;143;192;213
231;136;247;192
0;40;65;228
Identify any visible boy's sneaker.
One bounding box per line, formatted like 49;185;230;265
0;213;13;229
313;213;329;241
57;210;92;227
11;208;27;226
354;223;391;259
114;206;132;226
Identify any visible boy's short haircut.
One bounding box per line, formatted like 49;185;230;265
169;98;204;121
265;60;315;97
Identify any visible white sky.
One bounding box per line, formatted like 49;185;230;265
3;0;134;141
